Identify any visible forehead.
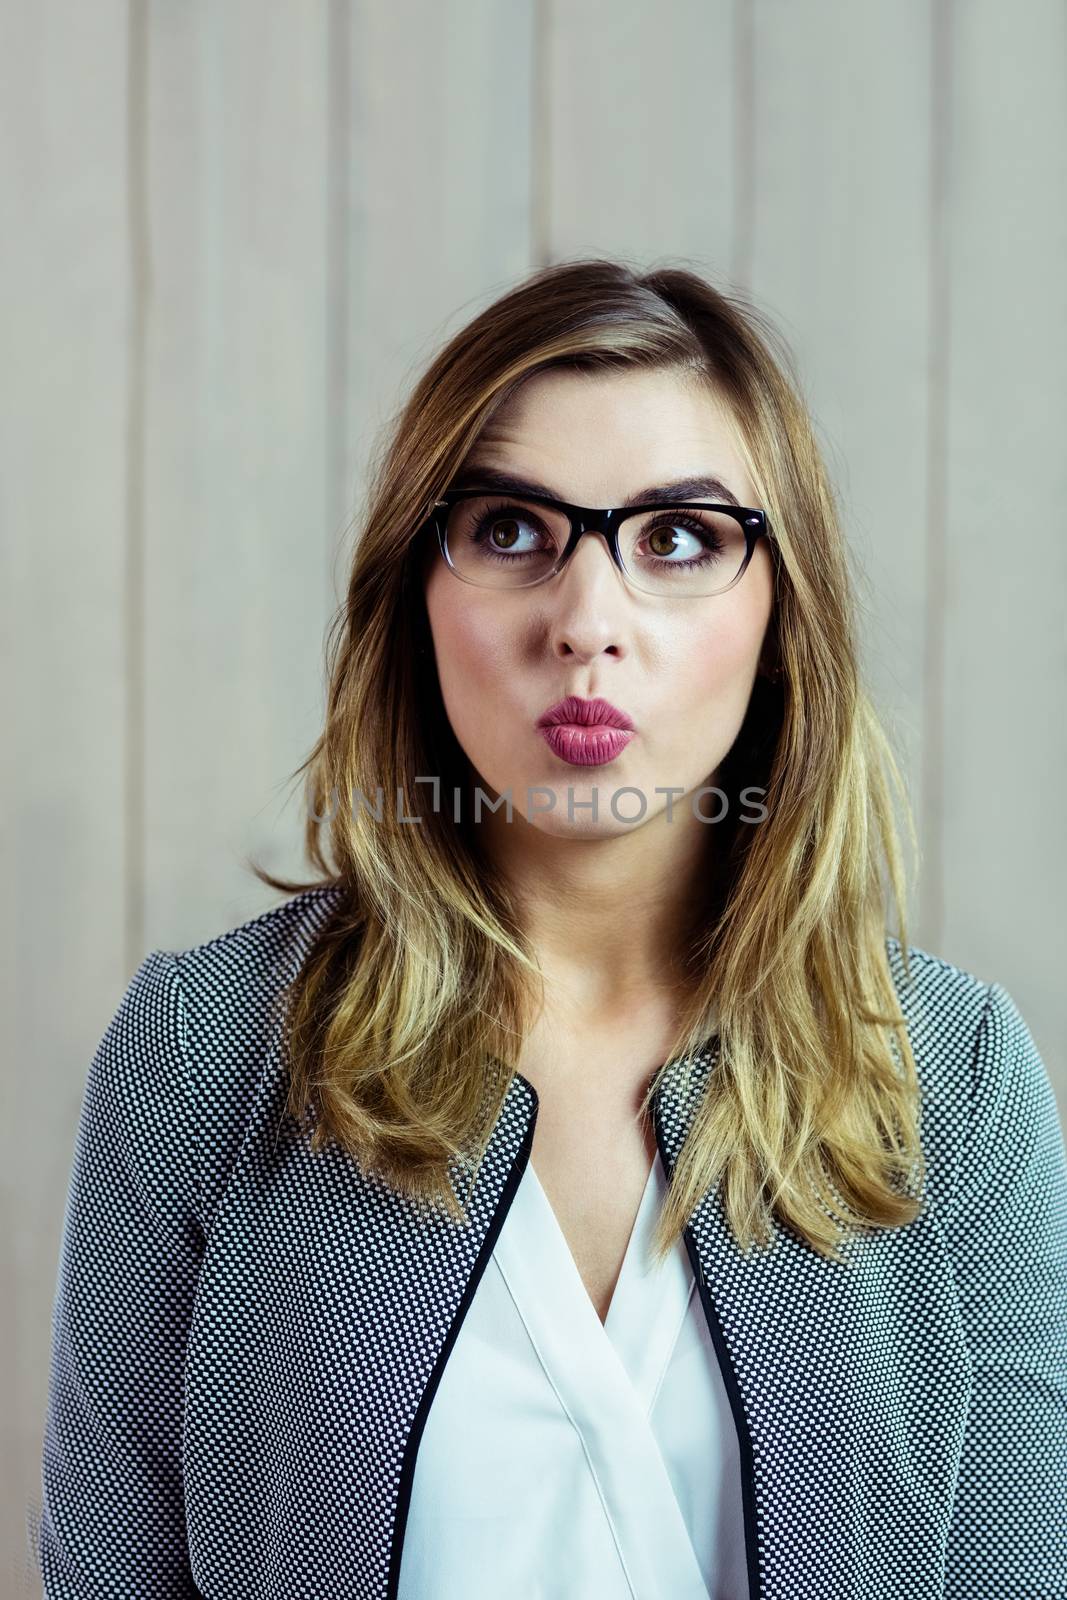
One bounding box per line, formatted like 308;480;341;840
466;365;756;507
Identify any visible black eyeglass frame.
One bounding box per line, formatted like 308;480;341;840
421;487;773;598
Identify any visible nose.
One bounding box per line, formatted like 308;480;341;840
546;531;628;659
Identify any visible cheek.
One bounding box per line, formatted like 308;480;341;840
437;612;506;679
425;579;511;717
669;605;766;717
689;558;774;701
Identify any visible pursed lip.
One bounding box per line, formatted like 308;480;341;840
536;695;635;731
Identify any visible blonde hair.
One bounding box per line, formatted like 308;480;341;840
253;256;924;1266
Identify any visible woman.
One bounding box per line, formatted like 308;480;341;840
37;260;1067;1600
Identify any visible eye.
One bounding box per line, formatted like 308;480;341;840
445;495;567;577
644;520;714;561
472;506;547;553
631;511;730;570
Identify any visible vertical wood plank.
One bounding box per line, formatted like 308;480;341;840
1;4;132;1587
544;0;738;270
941;0;1067;1097
747;0;935;938
142;2;335;949
340;0;538;525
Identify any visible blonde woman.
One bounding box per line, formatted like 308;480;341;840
38;261;1067;1600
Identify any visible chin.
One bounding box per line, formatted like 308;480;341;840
530;811;643;840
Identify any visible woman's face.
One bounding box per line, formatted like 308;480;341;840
423;366;775;838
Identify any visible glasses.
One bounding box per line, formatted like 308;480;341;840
421;487;771;599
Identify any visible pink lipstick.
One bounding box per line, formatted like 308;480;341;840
536;696;635;768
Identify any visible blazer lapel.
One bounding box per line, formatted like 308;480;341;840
184;1007;539;1600
652;1041;971;1600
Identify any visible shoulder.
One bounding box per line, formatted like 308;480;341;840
884;937;991;1153
885;936;1063;1225
884;934;1049;1098
103;884;346;1229
885;935;991;1050
162;881;346;1034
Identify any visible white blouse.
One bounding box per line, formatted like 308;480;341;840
398;1142;748;1599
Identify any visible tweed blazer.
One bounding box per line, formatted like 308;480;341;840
35;883;1067;1599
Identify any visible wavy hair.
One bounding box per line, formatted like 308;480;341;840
252;256;924;1266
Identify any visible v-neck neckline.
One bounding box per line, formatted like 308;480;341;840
509;1148;696;1409
525;1151;658;1330
491;1148;709;1597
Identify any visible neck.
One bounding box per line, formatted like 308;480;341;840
480;801;718;1015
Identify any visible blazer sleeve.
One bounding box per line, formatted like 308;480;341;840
37;951;205;1599
942;980;1067;1598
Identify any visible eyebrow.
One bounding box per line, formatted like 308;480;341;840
451;463;743;509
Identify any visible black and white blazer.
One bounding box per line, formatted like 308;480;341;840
35;883;1067;1599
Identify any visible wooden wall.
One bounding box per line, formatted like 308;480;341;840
4;1;1064;1587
